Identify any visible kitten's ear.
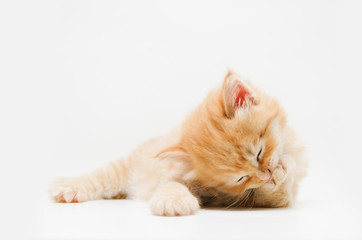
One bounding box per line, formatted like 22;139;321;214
154;146;195;181
222;71;256;118
154;146;190;162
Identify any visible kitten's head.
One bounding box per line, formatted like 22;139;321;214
180;71;287;195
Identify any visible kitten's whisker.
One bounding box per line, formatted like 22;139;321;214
225;196;241;209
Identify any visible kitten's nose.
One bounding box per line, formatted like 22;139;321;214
258;169;272;181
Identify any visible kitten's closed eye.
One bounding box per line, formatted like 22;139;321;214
237;175;249;182
257;148;262;162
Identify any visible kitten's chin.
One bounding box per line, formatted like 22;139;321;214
261;180;277;190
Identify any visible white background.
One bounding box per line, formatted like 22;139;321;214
0;1;361;239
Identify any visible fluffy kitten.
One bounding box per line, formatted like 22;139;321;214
49;71;308;216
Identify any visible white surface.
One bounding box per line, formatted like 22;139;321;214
35;197;362;240
0;1;361;239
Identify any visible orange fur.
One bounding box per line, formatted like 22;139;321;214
179;74;285;195
49;71;308;215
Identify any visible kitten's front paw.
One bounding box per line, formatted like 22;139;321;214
265;158;294;191
150;182;199;216
271;162;288;186
49;177;88;203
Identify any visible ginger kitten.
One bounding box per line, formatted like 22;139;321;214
49;71;308;216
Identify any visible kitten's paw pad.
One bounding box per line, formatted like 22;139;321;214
265;158;295;190
150;183;199;216
54;191;78;203
272;163;288;186
49;178;87;203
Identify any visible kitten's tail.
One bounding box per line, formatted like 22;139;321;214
49;158;129;203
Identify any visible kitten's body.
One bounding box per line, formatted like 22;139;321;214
50;72;308;216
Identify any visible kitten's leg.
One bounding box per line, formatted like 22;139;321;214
49;158;128;203
149;181;199;216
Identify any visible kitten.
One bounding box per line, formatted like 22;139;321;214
49;71;308;216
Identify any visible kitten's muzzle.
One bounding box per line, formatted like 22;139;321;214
258;168;272;181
